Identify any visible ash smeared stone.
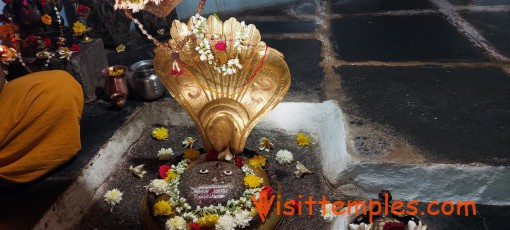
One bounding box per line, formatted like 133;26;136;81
178;161;245;207
353;136;392;156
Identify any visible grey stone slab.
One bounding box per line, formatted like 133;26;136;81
68;39;109;103
332;0;435;14
330;14;489;62
462;12;510;58
337;65;510;165
249;20;317;34
223;0;318;18
0;178;73;229
448;0;510;5
417;202;510;230
265;39;323;102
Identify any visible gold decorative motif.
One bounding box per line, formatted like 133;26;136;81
154;16;291;156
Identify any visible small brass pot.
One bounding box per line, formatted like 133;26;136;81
103;65;129;108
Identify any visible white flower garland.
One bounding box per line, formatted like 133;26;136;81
147;158;263;229
114;0;161;13
192;15;249;76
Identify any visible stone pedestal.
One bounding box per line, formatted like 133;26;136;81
67;39;108;103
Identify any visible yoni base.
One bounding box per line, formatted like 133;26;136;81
140;155;283;230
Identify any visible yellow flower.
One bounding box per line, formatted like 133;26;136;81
108;67;125;77
153;200;173;216
116;44;126;53
183;148;200;161
152;127;169;141
249;155;266;169
73;21;86;35
197;214;219;228
244;174;263;188
165;170;177;182
41;14;52;26
296;132;311;146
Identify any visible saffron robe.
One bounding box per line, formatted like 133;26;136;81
0;70;83;183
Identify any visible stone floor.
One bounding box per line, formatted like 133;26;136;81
2;0;510;229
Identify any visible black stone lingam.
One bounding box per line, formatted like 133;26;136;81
178;161;245;207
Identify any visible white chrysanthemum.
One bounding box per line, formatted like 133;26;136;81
165;216;187;230
147;179;169;196
234;210;253;228
275;149;294;165
104;188;123;206
158;148;173;160
215;215;237;230
321;203;335;222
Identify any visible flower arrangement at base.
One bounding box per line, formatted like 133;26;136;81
144;157;267;230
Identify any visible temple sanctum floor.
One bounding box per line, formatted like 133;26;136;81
2;0;510;229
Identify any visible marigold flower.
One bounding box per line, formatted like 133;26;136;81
183;148;200;161
165;170;178;182
73;21;86;35
197;214;219;228
153;200;173;216
249;155;266;169
296;132;311;146
244;174;263;188
152;127;169;141
41;14;52;26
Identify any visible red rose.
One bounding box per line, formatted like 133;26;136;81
383;222;406;230
39;0;47;5
169;69;183;76
158;165;172;179
76;5;89;16
189;223;201;230
43;38;51;47
214;41;226;51
261;186;274;198
206;150;219;161
234;157;244;168
68;44;80;52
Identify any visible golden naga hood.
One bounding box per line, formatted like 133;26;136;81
154;15;290;160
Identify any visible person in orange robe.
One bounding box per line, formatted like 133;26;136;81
0;65;84;184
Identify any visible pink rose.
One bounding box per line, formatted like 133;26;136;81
158;165;172;179
206;150;219;161
68;44;80;52
214;41;226;51
234;157;244;168
261;186;274;198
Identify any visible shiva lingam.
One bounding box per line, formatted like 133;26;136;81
139;13;291;230
349;190;428;230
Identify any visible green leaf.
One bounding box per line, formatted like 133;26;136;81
213;13;221;21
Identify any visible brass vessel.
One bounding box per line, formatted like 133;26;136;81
103;65;129;108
